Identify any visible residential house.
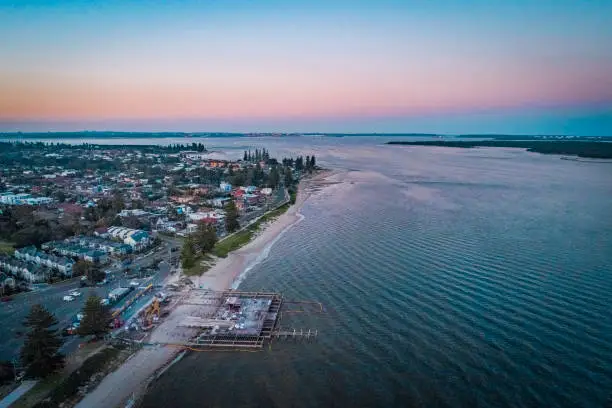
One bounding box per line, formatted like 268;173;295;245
106;226;152;251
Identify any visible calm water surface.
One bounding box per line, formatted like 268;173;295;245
138;139;612;408
22;137;610;407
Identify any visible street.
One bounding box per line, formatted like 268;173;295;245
0;238;180;361
238;186;288;227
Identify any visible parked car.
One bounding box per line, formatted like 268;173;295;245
1;296;12;302
63;295;75;302
129;280;139;287
69;291;81;297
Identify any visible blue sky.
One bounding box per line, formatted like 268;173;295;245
1;0;611;134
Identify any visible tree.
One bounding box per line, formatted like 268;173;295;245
73;260;104;283
284;167;293;186
54;190;66;203
87;264;105;284
225;200;240;233
72;260;89;277
122;215;142;229
245;168;255;186
310;155;316;168
295;156;304;171
196;223;217;253
78;296;111;339
111;192;125;213
20;305;64;378
267;166;280;188
181;238;196;269
243;151;248;161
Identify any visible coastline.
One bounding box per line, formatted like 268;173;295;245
75;169;336;408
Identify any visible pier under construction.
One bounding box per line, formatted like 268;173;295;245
175;289;319;349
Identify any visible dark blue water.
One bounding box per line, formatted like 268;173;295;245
136;139;612;407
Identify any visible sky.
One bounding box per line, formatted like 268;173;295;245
1;0;611;135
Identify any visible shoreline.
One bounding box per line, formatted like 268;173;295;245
74;169;337;408
193;175;316;293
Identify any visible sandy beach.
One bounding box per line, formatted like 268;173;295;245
75;170;336;408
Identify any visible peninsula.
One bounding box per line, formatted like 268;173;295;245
386;139;612;159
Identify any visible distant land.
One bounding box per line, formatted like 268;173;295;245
457;134;610;141
0;131;610;141
386;140;612;159
0;132;441;139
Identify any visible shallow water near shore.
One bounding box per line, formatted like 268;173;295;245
128;138;612;407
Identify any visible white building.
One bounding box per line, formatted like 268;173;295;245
106;227;152;251
0;193;53;206
181;151;208;160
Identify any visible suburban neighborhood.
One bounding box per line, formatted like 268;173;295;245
0;140;316;407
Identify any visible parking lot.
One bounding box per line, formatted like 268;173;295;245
0;239;179;361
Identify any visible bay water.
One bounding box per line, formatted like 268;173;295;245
143;139;612;407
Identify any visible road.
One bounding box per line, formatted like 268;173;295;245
0;239;179;361
238;186;288;226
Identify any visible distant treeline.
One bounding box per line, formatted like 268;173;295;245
386;140;612;159
0;132;238;139
0;141;206;152
0;132;441;138
458;134;611;141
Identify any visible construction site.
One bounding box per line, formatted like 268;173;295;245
113;280;320;350
177;289;319;349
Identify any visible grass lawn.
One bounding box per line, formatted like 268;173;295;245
213;229;254;258
212;202;291;258
0;240;15;256
183;254;214;276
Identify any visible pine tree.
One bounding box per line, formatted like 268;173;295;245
196;223;217;253
20;305;64;378
78;296;111;339
225;200;240;233
284;167;294;186
243;151;248;161
268;166;280;188
311;155;316;168
181;238;196;268
295;156;303;171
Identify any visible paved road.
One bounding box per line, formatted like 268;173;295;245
0;279;107;360
238;187;288;226
0;240;178;361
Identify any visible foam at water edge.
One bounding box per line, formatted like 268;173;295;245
230;212;306;290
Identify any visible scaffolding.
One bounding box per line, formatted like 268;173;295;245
175;289;318;349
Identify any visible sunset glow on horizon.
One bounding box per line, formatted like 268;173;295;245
1;0;611;134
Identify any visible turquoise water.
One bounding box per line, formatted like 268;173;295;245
96;138;612;406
